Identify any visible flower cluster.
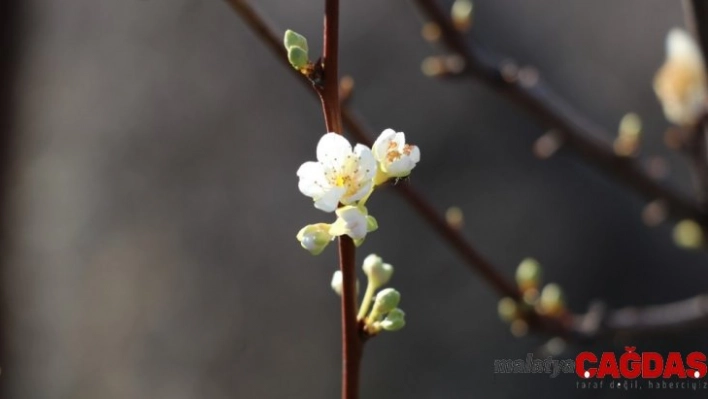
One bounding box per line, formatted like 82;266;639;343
331;254;406;333
497;258;565;338
296;130;420;253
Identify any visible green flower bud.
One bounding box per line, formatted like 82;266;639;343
287;46;309;70
380;308;406;331
296;223;332;255
283;29;309;53
539;283;564;316
451;0;473;31
673;219;704;250
362;254;394;289
497;297;518;323
371;288;401;317
363;253;383;270
331;270;359;297
516;258;542;291
366;215;378;232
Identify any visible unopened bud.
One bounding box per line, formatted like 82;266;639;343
283;29;309;53
614;113;642;156
287;46;309;70
284;30;310;70
330;270;359;297
497;297;518;323
296;223;333;255
362;254;394;289
673;219;704;249
371;288;401;317
380;308;406;331
516;258;542;291
539;283;564;316
451;0;474;31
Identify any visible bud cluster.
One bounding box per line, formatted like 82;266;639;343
498;258;566;337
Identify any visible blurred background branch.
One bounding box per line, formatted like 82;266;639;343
413;0;708;231
574;294;708;340
0;0;23;394
682;0;708;210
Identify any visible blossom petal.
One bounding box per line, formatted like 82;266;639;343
330;206;368;239
314;186;346;212
353;144;377;180
297;161;327;198
408;145;421;164
346;179;373;204
386;158;416;177
372;129;396;161
393;132;406;152
668;29;703;66
317;133;352;167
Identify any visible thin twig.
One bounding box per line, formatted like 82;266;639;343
574;295;708;340
686;123;708;209
412;0;708;227
223;0;708;343
684;0;708;60
683;0;708;210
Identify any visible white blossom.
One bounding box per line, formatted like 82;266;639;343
297;133;377;212
654;28;708;126
372;129;421;183
328;205;377;241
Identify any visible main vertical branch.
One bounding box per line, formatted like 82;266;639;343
337;235;360;399
319;1;361;398
320;0;344;134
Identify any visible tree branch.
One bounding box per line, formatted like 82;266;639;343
684;0;708;61
318;2;361;397
316;1;360;398
0;0;22;392
682;1;708;210
574;295;708;341
225;1;360;397
412;0;708;227
319;0;344;134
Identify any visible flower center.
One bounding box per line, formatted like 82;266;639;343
385;142;415;163
335;175;350;187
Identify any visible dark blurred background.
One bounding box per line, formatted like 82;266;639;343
3;0;708;397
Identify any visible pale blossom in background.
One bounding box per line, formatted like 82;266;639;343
654;28;708;126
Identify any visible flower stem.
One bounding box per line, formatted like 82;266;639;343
357;281;376;320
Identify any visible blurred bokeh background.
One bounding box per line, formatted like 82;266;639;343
3;0;708;397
